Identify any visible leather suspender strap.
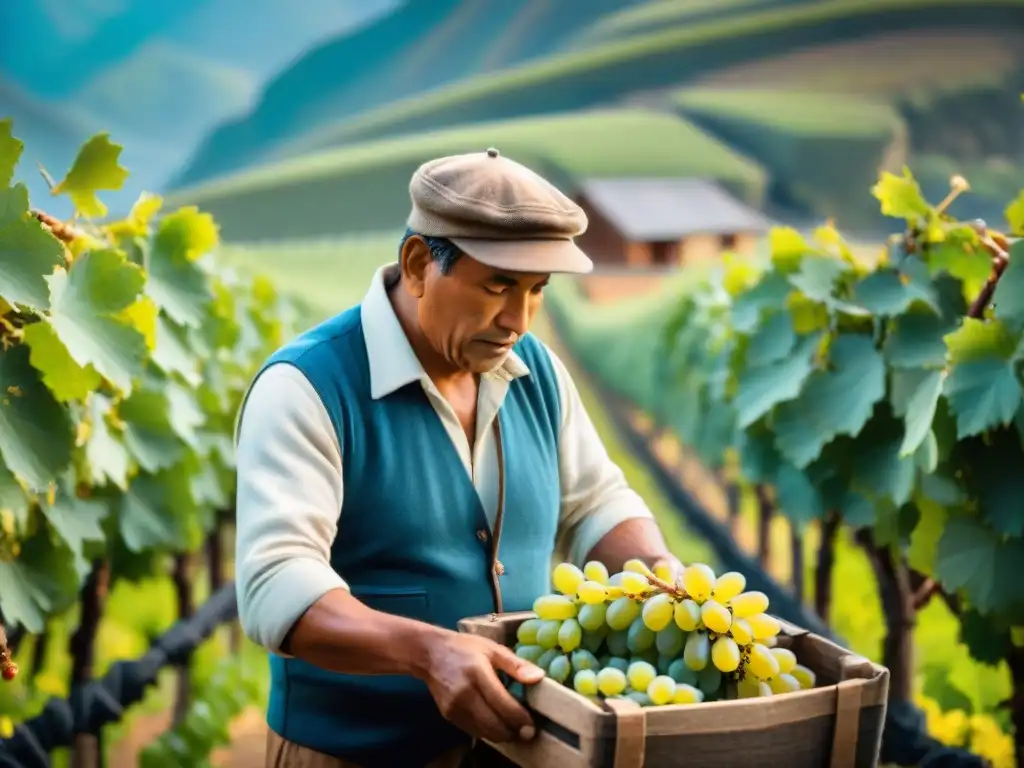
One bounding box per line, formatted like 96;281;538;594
489;419;506;614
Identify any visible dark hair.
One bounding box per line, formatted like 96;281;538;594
399;228;462;275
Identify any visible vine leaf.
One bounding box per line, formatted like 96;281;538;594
991;240;1024;331
0;344;75;490
145;208;217;328
935;515;1024;616
871;167;930;221
85;394;130;490
744;309;796;368
22;321;102;401
1005;190;1024;235
852;265;938;317
944;358;1021;439
0;184;67;309
733;332;820;428
0;118;22;185
890;368;945;457
0;531;80;633
962;430;1024;538
772;334;886;468
41;488;109;577
51;133;129;218
773;462;824;529
883;311;955;369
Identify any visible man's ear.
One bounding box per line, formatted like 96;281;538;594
399;236;431;298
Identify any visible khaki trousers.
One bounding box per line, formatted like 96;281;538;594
265;729;518;768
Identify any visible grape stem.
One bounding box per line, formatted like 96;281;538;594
642;572;687;600
966;225;1011;319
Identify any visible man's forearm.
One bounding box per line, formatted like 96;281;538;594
282;588;448;679
584;517;674;574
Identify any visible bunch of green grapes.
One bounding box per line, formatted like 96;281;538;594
512;559;818;707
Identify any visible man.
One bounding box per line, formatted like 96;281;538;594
234;147;683;768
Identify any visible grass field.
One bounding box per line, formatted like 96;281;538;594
267;0;1023;159
170;109;767;242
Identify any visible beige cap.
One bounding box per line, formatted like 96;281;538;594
407;148;593;274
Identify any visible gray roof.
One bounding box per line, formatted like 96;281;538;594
577;178;773;241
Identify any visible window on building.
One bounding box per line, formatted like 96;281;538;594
650;241;679;265
720;233;738;250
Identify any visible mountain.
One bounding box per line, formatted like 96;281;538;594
170;0;646;188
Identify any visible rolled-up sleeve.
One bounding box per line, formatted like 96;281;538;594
234;362;348;655
546;345;654;566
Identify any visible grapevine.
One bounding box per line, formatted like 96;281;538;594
547;167;1024;765
516;559;816;705
0;117;300;763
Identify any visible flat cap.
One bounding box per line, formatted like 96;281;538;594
407;147;593;274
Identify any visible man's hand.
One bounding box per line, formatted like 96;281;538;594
422;632;544;743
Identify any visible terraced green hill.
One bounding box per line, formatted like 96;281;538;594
166;109;767;242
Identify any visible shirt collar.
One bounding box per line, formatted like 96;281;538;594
360;263;530;400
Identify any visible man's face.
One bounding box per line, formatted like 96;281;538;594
408;244;549;374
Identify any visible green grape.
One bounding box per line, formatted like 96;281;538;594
748;613;781;641
683;631;710;671
747;643;781;680
606;596;641;630
582;628;606;654
769;673;801;694
730;618;753;646
791;664;816;689
573;669;598;696
626;617;655;653
770;647;797;675
634;648;660;668
606;656;630;673
667;658;699;686
548;654;571;683
623;559;652;576
552;562;586;596
621;571;651;595
516;619;541;645
537;620;562;649
673;598;700;631
626;691;651;706
711;571;746;603
597;667;628;696
606;629;629;657
711;636;740;673
533;594;578;621
646;675;676;706
697;664;722;695
652;562;673;582
608;571;624;587
655;624;684;657
583;560;609;584
626;660;656;692
537;648;560;670
681;563;715;601
558;618;583;652
571;649;599;672
701;600;733;634
641;592;674;632
656;655;672;675
515;644;543;663
673;683;704;704
577;580;609;605
578;603;607;632
729;591;769;620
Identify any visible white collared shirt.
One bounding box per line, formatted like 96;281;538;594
234;264;654;653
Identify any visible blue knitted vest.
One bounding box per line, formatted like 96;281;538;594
255;305;561;766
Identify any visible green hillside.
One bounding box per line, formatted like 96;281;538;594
670;89;908;227
167;109;766;242
269;0;1022;160
171;0;642;188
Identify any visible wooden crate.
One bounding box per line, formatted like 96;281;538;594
458;611;889;768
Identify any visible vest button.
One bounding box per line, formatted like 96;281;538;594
476;529;489;543
494;560;505;576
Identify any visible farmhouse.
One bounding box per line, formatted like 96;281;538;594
572;178;773;302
